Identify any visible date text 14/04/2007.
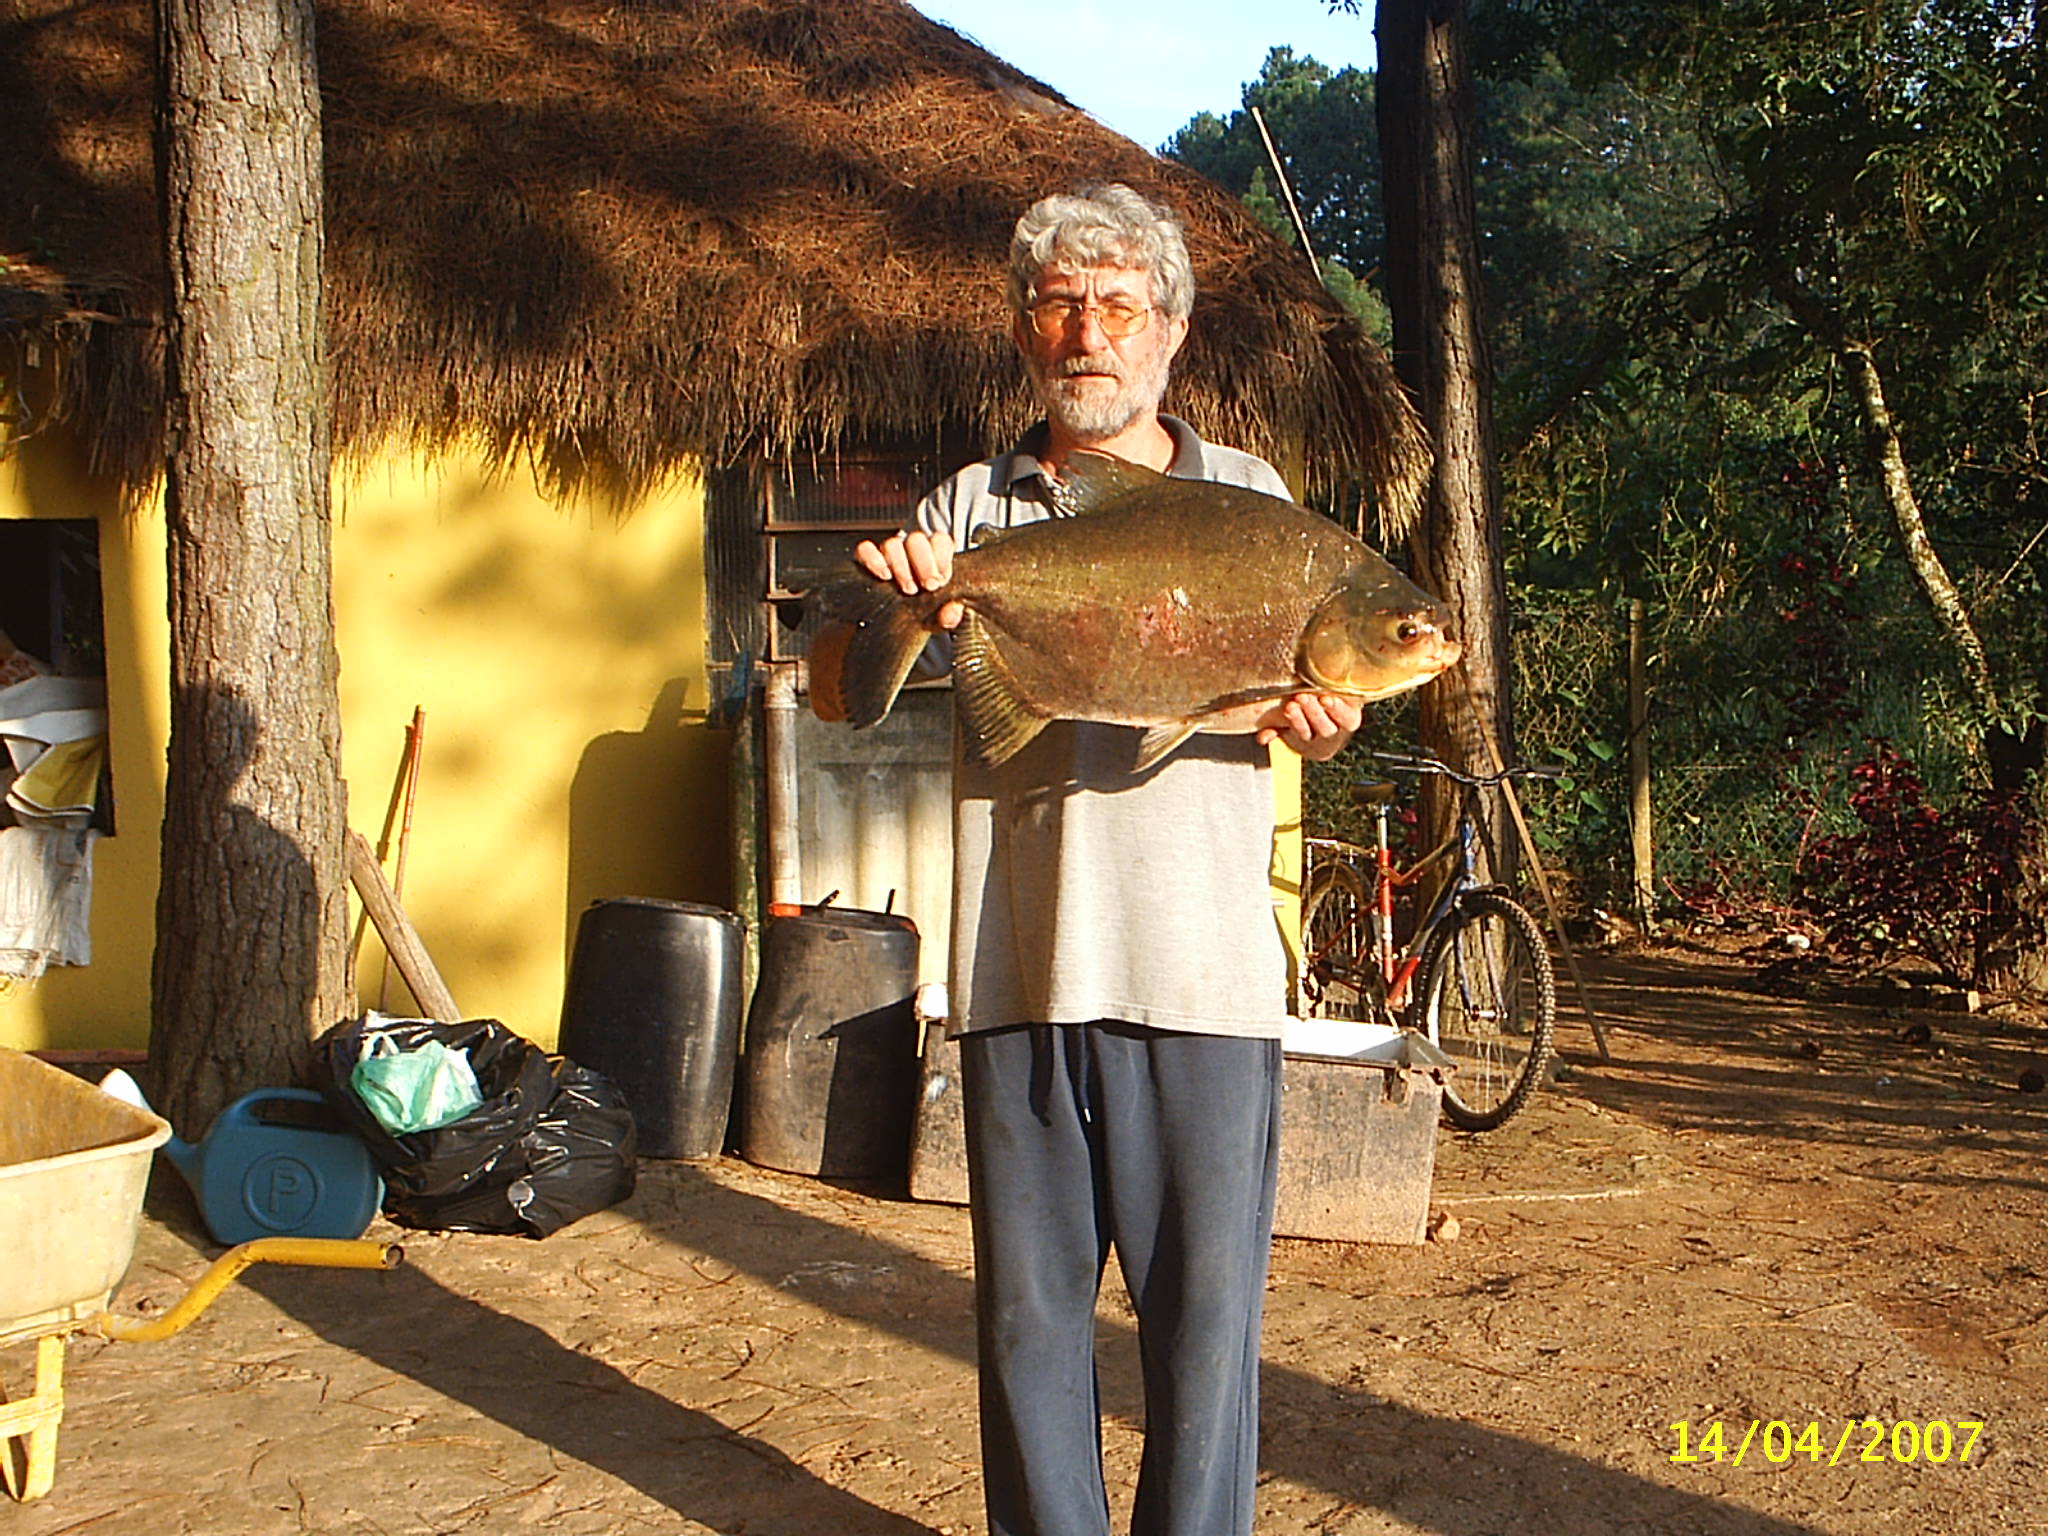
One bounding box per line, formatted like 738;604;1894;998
1669;1419;1985;1466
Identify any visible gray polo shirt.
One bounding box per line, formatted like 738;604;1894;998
913;416;1294;1040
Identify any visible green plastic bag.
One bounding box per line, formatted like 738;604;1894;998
350;1032;484;1134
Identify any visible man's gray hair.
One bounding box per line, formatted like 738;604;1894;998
1007;184;1195;322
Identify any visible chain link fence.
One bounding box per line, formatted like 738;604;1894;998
1304;588;1981;921
1503;590;1978;917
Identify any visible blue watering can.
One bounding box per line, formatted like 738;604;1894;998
102;1074;383;1247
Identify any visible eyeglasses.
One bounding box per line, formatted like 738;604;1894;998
1026;297;1154;340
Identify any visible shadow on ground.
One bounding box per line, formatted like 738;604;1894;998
255;1157;1833;1536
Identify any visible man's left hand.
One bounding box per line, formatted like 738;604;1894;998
1256;692;1364;762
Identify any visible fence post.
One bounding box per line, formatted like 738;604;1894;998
1628;597;1655;931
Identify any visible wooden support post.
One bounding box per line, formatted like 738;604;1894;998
0;1332;66;1501
1628;597;1656;932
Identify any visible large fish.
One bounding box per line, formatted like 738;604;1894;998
805;451;1461;771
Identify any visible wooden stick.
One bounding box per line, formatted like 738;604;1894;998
1498;765;1613;1061
352;711;424;966
1250;105;1319;269
346;829;460;1022
378;707;426;1010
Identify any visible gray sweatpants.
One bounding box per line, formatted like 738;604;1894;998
959;1022;1284;1536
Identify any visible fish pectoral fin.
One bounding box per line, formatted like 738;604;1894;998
953;612;1050;766
1132;689;1304;771
1132;721;1201;773
1046;450;1164;517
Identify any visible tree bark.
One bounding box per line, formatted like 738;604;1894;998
151;0;349;1135
1838;340;2001;721
1376;0;1515;874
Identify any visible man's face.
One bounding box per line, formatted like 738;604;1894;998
1015;263;1189;442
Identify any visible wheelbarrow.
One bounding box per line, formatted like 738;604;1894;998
0;1047;401;1501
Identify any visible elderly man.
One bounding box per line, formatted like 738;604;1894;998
857;184;1360;1536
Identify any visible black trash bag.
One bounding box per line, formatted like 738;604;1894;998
314;1014;636;1237
513;1062;638;1238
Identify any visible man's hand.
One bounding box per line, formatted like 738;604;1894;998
854;529;964;630
1256;692;1364;762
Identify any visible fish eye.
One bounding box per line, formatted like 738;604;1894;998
1396;620;1421;642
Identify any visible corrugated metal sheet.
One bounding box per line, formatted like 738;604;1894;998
790;688;953;988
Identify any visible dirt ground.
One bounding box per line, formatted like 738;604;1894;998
9;938;2048;1536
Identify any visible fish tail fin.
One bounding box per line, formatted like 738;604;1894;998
805;568;932;728
954;612;1049;766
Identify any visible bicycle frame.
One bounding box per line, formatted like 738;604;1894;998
1368;797;1483;1015
1302;748;1563;1131
1304;788;1489;1022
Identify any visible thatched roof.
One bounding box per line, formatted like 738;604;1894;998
0;0;1428;514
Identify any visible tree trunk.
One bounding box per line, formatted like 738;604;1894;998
1838;339;2001;721
1818;321;2043;994
151;0;349;1135
1376;0;1515;875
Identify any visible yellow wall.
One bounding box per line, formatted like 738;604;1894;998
0;440;732;1053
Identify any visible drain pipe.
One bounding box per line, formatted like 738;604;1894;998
762;661;804;909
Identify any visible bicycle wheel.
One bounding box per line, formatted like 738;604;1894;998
1413;891;1555;1131
1301;862;1372;1019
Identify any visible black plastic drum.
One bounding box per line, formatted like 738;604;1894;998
739;905;920;1180
558;898;747;1160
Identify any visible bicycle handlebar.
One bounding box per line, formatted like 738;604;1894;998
1367;750;1566;788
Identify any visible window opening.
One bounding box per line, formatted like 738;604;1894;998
763;453;935;660
0;518;114;835
704;447;944;721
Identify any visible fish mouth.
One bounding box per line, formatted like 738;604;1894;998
1398;617;1461;661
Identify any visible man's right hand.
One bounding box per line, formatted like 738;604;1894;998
855;530;964;629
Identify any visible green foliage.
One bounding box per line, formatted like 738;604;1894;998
1483;0;2047;934
1168;48;1386;274
1477;59;1721;442
1318;256;1392;342
1199;5;2048;939
1167;48;1390;323
1506;0;2048;737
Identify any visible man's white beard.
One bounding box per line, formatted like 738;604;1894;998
1032;341;1173;442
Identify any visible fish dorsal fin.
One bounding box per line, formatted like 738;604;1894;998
1047;450;1167;518
953;612;1050;766
1132;721;1200;773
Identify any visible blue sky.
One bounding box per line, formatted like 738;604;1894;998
908;2;1378;151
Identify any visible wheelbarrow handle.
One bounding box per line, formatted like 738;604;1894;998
92;1238;402;1344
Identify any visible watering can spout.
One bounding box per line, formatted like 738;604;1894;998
98;1068;201;1173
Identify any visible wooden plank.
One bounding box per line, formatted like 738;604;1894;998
345;830;460;1022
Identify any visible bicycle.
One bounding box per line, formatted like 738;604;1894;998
1300;750;1562;1131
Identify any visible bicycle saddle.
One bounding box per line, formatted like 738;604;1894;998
1349;779;1399;807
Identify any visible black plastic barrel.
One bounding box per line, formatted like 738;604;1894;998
558;898;746;1160
739;905;921;1180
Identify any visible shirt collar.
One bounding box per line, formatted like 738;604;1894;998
990;414;1205;494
